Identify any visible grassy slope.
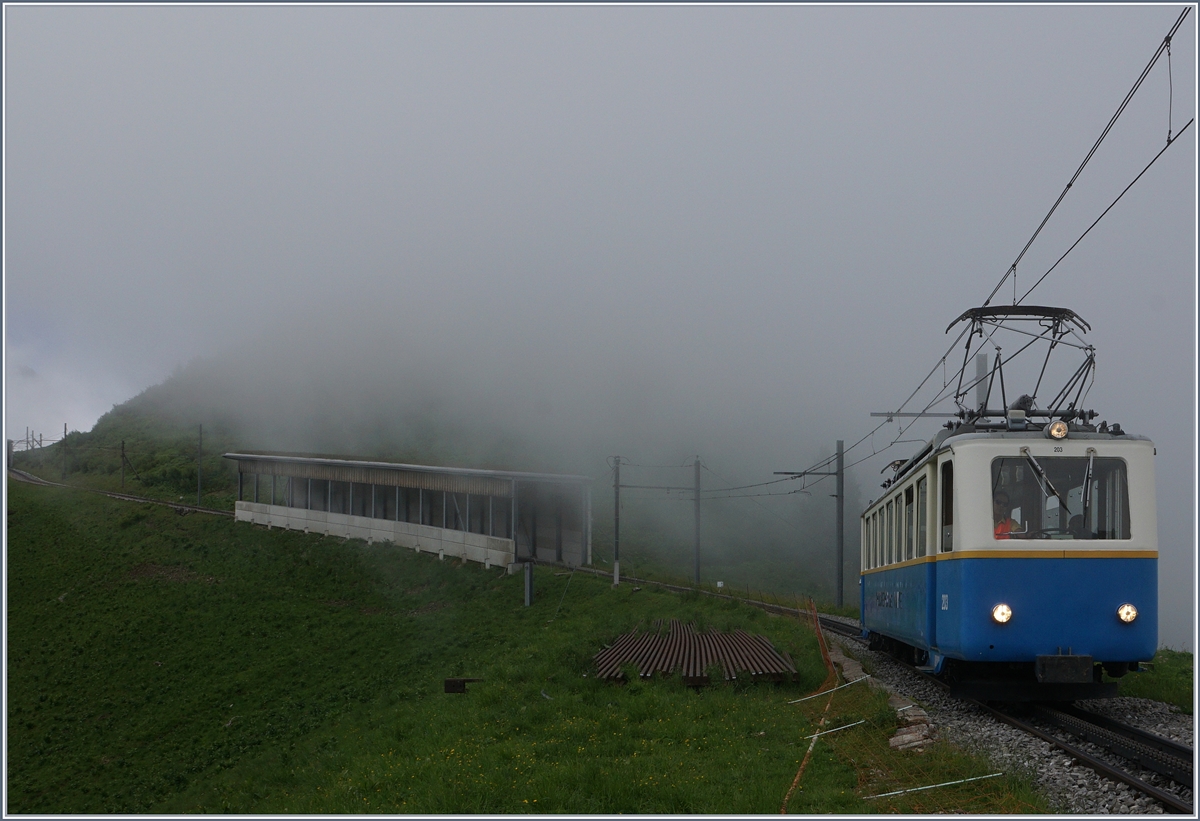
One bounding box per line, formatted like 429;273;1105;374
5;480;1046;813
11;404;243;510
1114;649;1194;714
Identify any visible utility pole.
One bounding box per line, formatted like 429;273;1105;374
197;424;203;507
121;440;126;489
62;423;67;481
693;456;701;585
835;439;844;609
612;457;621;586
775;438;847;608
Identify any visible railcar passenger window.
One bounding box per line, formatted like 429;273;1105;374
916;476;928;557
940;462;953;552
904;486;914;560
990;456;1130;540
894;496;903;560
885;502;894;564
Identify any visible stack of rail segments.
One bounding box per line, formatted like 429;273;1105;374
594;619;798;686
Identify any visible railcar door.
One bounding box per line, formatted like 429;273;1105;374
932;454;960;656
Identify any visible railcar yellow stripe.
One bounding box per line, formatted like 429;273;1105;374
861;556;935;574
939;549;1156;560
861;549;1156;573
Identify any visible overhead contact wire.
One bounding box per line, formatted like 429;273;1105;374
984;7;1190;307
1019;117;1195;304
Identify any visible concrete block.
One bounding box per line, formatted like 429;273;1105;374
889;725;933;750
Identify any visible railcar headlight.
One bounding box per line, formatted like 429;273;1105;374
991;603;1013;624
1046;420;1069;440
1117;603;1138;624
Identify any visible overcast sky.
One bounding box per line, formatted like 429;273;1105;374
4;4;1195;648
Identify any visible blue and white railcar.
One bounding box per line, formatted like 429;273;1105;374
859;423;1157;700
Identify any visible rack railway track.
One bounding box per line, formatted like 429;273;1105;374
983;702;1193;814
1032;703;1192;791
819;614;1193;814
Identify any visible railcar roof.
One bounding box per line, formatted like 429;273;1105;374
938;430;1153;445
882;426;1152;488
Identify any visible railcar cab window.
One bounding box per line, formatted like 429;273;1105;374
991;457;1130;540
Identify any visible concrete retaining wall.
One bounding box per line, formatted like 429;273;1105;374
235;501;518;570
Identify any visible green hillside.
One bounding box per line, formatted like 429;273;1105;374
6;480;1045;813
10;362;858;606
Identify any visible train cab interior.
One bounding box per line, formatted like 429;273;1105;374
990;454;1130;541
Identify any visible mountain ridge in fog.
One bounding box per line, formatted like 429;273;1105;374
65;335;864;602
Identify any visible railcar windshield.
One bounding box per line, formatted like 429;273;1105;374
990;456;1130;540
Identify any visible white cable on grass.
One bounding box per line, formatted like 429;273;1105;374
800;719;865;740
787;675;871;704
863;772;1004;800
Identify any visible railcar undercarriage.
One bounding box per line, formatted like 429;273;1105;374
867;631;1127;701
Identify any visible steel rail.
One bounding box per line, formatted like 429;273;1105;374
591;620;797;684
817;617;866;640
1032;704;1193;790
986;703;1193;814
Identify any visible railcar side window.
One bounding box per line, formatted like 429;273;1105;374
916;476;928;557
894;495;903;560
873;513;880;568
990;457;1130;540
885;501;894;564
940;461;953;552
904;486;914;560
874;511;881;567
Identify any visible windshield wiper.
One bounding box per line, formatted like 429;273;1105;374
1080;447;1095;526
1020;447;1072;515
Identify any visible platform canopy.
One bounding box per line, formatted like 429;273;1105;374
224;452;592;568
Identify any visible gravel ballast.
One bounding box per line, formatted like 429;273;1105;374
822;618;1192;814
